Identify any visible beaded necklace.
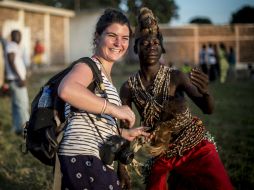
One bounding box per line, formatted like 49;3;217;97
128;65;171;130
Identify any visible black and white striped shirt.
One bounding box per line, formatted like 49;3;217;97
58;58;121;159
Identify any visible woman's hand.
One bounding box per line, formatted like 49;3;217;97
121;127;150;141
106;104;136;128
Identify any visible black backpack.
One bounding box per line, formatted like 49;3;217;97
23;57;103;166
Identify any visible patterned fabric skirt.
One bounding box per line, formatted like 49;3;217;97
58;155;121;190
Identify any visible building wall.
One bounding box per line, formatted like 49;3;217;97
159;24;254;68
0;7;18;30
69;10;104;62
0;1;74;65
25;11;45;49
50;15;65;65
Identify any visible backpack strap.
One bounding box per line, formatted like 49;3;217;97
77;57;105;95
47;57;103;91
67;57;106;112
75;57;103;86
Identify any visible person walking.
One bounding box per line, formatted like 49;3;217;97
5;30;29;135
56;8;149;190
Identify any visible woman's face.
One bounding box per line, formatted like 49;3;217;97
96;23;130;63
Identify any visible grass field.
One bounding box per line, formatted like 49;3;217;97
0;64;254;190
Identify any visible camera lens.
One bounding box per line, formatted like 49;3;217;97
117;149;134;165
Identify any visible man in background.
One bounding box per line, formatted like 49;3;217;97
0;32;7;90
5;30;29;135
199;44;208;74
0;34;4;88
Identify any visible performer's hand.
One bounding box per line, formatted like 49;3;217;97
122;127;150;141
117;163;132;190
190;67;209;95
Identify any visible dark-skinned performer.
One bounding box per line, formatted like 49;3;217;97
118;7;233;190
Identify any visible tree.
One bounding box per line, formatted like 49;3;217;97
230;5;254;24
189;17;212;24
17;0;121;10
17;0;178;25
126;0;178;25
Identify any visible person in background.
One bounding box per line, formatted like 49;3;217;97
248;64;254;80
5;30;29;135
57;8;149;190
199;44;208;75
0;32;9;96
207;43;217;82
218;42;229;83
119;7;233;190
227;46;237;80
0;32;5;87
213;43;220;80
32;39;45;69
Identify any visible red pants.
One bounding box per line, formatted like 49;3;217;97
146;140;234;190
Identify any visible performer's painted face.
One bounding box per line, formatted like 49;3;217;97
138;35;162;65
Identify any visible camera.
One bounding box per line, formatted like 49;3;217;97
99;135;134;165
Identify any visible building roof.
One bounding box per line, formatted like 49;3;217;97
0;0;75;17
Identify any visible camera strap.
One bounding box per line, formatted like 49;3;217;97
81;76;122;143
87;112;122;143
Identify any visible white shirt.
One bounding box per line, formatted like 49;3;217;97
5;41;26;80
207;47;216;65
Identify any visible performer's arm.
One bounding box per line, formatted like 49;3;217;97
174;69;214;114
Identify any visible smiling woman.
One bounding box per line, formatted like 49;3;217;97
55;8;149;190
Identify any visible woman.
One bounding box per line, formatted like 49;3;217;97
57;9;149;190
119;7;233;190
218;42;229;83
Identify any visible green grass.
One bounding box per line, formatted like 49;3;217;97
0;64;254;189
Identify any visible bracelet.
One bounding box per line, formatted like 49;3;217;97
100;99;107;114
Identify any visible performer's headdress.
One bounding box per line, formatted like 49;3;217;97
134;7;166;53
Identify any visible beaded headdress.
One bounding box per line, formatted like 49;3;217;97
134;7;165;53
135;7;160;39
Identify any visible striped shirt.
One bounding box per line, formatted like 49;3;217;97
58;57;121;160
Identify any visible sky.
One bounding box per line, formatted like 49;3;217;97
170;0;254;26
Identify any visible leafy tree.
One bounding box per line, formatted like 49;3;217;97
17;0;121;10
230;5;254;24
126;0;178;25
189;17;212;24
17;0;178;25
